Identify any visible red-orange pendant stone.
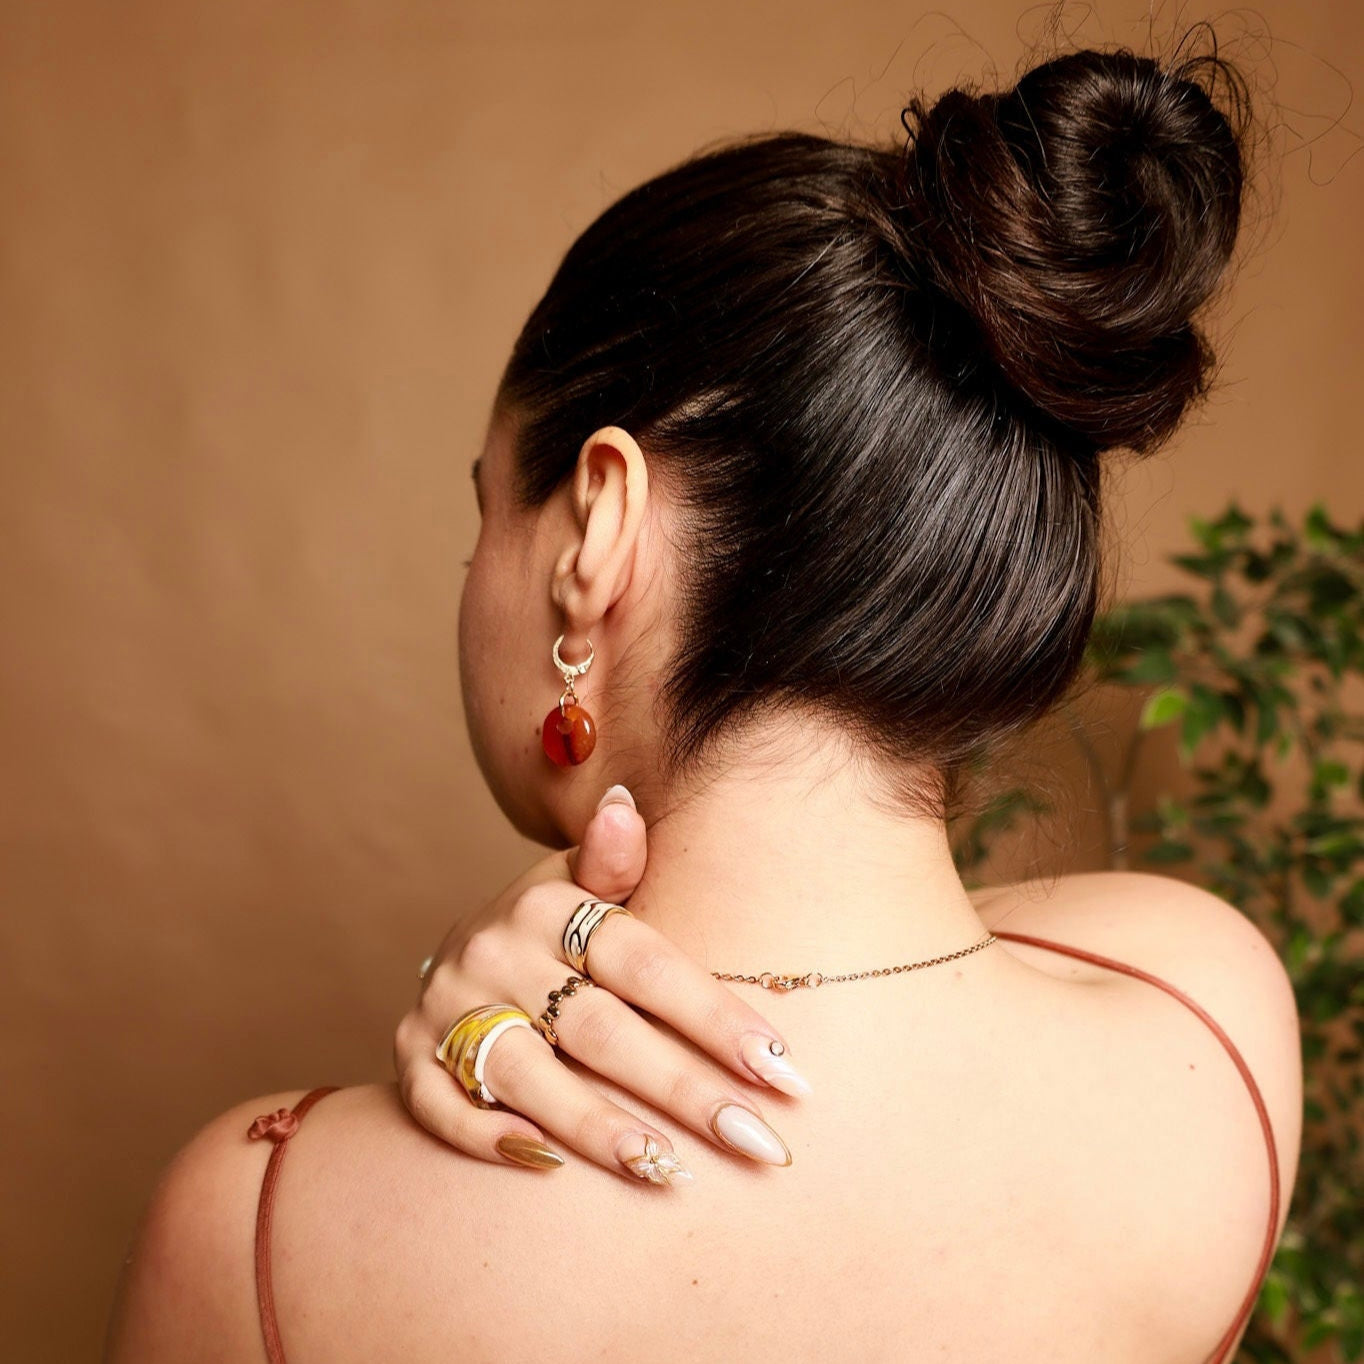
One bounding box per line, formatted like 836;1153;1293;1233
541;703;596;767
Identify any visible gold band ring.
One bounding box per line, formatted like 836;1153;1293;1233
534;974;595;1048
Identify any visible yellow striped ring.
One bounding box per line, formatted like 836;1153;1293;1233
436;1005;536;1108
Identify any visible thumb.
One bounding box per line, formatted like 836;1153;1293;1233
565;786;647;903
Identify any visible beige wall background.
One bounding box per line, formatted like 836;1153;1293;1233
1;2;1360;1359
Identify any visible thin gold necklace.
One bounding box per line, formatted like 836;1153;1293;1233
710;931;999;991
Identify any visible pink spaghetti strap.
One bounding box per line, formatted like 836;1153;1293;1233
994;930;1280;1364
246;1086;341;1364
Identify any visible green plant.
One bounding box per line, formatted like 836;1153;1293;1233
952;503;1364;1362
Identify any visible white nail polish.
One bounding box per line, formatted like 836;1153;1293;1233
739;1034;813;1096
616;1132;694;1186
709;1103;792;1166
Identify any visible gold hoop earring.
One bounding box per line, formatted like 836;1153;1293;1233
541;633;597;767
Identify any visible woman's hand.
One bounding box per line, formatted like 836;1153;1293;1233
393;785;810;1183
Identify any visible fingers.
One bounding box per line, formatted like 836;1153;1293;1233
396;1001;702;1185
398;977;792;1184
393;1014;565;1171
565;785;647;900
531;971;794;1167
552;784;806;1098
570;913;814;1099
475;1024;697;1186
399;1062;565;1170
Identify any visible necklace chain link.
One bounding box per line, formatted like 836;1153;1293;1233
710;931;999;992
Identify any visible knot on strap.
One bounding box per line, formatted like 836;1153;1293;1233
247;1108;299;1143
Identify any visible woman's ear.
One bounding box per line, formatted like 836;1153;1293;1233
553;426;650;633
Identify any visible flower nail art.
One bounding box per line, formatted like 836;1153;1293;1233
619;1134;695;1186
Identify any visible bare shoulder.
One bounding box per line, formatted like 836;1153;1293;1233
977;871;1303;1361
974;870;1301;1156
103;1087;315;1364
974;869;1282;982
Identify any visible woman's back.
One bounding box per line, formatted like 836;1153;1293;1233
124;874;1296;1364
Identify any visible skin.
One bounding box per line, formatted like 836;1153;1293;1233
103;407;1302;1364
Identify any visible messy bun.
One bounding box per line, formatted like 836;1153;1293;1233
495;37;1254;817
888;49;1250;453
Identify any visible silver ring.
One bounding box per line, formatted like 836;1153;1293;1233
562;898;632;975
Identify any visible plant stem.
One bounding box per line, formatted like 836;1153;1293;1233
1062;702;1127;867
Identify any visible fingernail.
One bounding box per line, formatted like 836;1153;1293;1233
708;1103;792;1166
739;1033;812;1096
616;1132;694;1186
596;784;636;812
496;1133;565;1170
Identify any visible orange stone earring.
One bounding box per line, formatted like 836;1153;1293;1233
541;634;597;767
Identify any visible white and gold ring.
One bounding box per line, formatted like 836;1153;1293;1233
562;898;633;976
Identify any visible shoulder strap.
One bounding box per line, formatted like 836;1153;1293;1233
246;1086;341;1364
994;931;1279;1364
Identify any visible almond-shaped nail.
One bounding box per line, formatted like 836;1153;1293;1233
596;784;636;812
739;1033;812;1096
616;1132;694;1186
709;1103;792;1166
496;1133;565;1170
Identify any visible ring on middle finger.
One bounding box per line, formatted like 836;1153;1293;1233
534;973;596;1048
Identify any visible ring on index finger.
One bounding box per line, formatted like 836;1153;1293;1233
562;898;634;976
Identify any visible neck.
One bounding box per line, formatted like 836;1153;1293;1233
622;722;1021;1002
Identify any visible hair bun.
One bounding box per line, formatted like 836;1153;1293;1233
892;47;1250;454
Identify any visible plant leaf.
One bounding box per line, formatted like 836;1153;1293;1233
1139;686;1189;730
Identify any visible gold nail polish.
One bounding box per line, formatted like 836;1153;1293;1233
496;1133;565;1169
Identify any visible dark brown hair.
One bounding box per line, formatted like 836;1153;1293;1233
494;40;1254;818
